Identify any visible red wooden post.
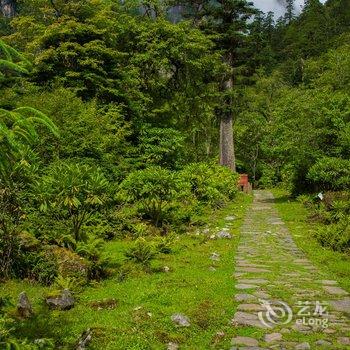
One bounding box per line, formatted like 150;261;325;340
238;174;251;193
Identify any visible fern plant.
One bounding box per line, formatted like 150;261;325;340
0;42;59;279
0;40;31;84
0;41;57;185
0;106;59;279
76;237;109;280
0;107;59;184
124;238;156;266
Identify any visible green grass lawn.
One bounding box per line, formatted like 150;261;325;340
1;193;252;349
272;188;350;292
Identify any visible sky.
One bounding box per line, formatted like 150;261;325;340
253;0;327;18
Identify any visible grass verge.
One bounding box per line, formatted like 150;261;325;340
0;193;252;349
271;188;350;292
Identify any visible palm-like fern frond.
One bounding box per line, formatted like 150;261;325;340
0;41;58;184
0;108;59;184
0;40;32;78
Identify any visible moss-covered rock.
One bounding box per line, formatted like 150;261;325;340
50;247;89;282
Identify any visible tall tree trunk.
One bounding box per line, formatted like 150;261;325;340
219;59;236;171
220;111;236;171
0;0;16;18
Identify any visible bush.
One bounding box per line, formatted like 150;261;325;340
155;235;175;254
76;237;110;280
124;239;156;266
119;166;187;226
138;127;186;169
0;229;59;284
35;162;110;241
297;194;314;207
305;190;350;253
0;230;21;279
179;163;239;208
322;192;350;211
308;157;350;191
52;275;81;294
27;251;58;285
315;219;350;253
119;163;239;229
257;166;278;189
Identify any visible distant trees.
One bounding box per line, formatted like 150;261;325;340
172;0;257;171
285;0;295;22
7;4;222;160
215;0;256;171
235;41;350;191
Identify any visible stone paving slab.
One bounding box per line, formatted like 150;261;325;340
232;190;350;350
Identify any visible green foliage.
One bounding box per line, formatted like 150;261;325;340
304;43;350;90
14;88;132;180
0;313;21;349
155;235;175;254
0;0;348;346
124;238;156;266
315;219;350;253
0;90;58;278
119;166;185;226
118;162;239;230
308;157;350;191
0;225;58;283
236;41;350;193
138;127;185;169
0;106;58;183
257;166;277;189
35;162;110;241
52;275;81;293
76;237;109;280
0;39;31;84
0;101;58;281
0;295;54;349
0;228;21;279
179;163;239;208
25;251;58;285
12;6;222;132
31;17;125;101
298;190;350;253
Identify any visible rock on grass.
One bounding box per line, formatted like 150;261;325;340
171;313;190;327
46;289;75;310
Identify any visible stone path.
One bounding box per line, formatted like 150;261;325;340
231;191;350;350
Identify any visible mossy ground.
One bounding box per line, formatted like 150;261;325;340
1;193;252;349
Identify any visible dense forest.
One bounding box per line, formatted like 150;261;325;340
0;0;349;348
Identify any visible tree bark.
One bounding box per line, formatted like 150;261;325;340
219;71;236;172
0;0;16;18
220;112;236;171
